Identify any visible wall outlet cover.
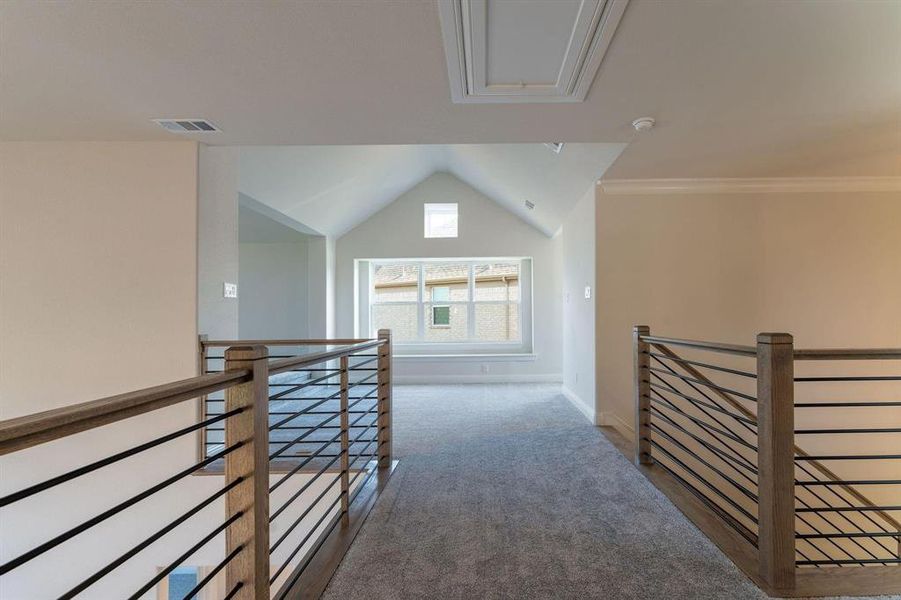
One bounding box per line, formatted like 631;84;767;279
584;286;592;299
224;282;238;299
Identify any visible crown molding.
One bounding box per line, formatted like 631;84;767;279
598;177;901;195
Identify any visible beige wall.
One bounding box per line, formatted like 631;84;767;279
0;141;209;598
0;142;200;411
595;186;901;436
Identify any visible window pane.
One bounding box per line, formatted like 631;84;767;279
373;263;419;302
474;302;520;342
372;303;418;342
424;203;458;238
424;303;468;341
431;286;450;302
473;261;519;301
424;263;469;301
431;305;450;326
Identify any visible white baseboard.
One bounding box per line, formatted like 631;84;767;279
560;386;596;424
598;410;634;441
393;373;562;384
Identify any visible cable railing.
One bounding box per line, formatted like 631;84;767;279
633;327;761;552
0;330;394;599
633;326;900;598
792;349;900;569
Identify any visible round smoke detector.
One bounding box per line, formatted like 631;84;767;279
632;117;656;132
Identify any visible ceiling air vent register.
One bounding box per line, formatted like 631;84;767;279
438;0;629;104
153;119;220;133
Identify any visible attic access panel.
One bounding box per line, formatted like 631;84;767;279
438;0;629;103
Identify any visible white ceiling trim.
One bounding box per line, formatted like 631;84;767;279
599;177;901;195
438;0;629;104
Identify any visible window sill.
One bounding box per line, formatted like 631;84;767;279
394;353;537;362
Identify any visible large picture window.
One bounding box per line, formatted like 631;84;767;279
362;258;530;351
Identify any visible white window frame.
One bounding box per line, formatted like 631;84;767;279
423;203;458;238
356;257;533;356
429;286;452;328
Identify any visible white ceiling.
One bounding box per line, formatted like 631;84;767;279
238;143;624;237
1;1;899;178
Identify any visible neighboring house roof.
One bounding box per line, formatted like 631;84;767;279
374;261;518;287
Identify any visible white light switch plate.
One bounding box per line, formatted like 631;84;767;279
584;286;592;299
224;282;238;298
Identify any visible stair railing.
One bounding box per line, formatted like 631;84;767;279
0;330;394;599
633;326;900;598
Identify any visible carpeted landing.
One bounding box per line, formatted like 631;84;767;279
321;384;892;600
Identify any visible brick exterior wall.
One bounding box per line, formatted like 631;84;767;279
371;262;520;342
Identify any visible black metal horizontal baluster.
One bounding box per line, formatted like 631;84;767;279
795;401;901;408
270;457;343;525
648;380;757;425
647;357;759;468
270;472;343;554
223;582;243;600
793;460;897;564
58;478;243;599
797;558;901;566
0;408;242;508
269;393;376;460
269;410;378;522
269;494;344;584
646;366;757;402
127;511;243;600
270;430;344;493
795;506;901;513
649;440;758;525
649;354;856;564
648;425;758;501
648;352;757;378
269;369;341;401
651;459;757;546
0;442;244;576
181;544;244;599
648;395;757;451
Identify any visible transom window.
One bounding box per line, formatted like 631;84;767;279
424;203;458;238
366;258;525;346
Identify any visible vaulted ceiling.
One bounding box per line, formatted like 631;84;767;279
1;1;898;178
238;205;314;243
238;143;624;237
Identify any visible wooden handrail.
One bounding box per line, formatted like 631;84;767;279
201;338;370;348
0;339;387;456
652;342;901;534
794;348;901;360
0;371;251;455
1;334;396;599
640;335;757;357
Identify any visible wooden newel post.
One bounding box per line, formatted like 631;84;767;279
756;333;795;592
377;329;392;469
633;325;652;465
224;345;270;599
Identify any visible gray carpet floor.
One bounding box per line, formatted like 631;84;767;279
320;384;898;600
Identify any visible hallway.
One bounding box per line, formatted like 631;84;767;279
321;384;769;600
